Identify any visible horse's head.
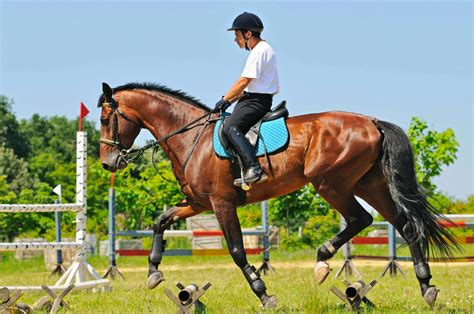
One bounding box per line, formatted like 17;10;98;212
99;82;142;172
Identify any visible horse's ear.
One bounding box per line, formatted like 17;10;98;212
102;82;113;101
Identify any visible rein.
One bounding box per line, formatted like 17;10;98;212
149;114;217;184
127;112;215;164
100;101;217;166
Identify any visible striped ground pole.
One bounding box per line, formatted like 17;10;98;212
115;230;268;257
116;248;265;257
0;204;83;213
342;216;474;266
351;236;474;245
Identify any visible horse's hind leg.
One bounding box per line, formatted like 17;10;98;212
210;197;277;309
311;182;373;284
147;199;207;289
355;167;438;307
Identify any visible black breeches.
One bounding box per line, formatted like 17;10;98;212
223;93;273;135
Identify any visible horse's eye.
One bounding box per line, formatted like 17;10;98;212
100;117;110;126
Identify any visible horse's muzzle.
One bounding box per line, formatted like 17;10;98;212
101;154;127;172
102;162;116;172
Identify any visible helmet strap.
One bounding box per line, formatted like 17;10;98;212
241;30;250;51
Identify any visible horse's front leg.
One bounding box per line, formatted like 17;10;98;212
212;199;277;309
148;199;206;289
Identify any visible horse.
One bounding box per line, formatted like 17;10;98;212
98;82;457;309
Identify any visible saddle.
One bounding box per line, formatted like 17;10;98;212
212;101;290;160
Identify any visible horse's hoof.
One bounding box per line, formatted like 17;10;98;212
261;295;278;309
314;261;331;285
423;286;439;309
147;271;164;289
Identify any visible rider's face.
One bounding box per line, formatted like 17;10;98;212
234;30;250;49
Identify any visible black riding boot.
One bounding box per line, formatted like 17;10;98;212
227;126;267;185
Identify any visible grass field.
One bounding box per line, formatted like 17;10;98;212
0;248;473;313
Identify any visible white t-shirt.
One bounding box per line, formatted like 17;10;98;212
241;41;279;95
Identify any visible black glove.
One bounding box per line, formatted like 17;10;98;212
213;98;231;113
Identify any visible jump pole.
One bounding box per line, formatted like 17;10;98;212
257;201;275;274
103;173;124;280
50;190;66;276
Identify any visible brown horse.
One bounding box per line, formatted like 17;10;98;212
98;82;456;309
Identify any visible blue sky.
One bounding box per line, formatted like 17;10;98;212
1;1;472;200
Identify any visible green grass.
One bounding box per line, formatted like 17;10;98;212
0;248;473;313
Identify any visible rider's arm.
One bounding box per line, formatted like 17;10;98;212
223;77;252;102
228;92;244;103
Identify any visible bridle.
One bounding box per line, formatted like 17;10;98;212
99;97;144;163
99;97;216;166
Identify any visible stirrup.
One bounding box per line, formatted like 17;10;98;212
234;177;251;190
255;172;268;184
234;177;249;187
234;162;250;189
233;172;268;187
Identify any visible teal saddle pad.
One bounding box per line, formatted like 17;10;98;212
212;116;289;159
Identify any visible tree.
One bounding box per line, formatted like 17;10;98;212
0;146;35;195
269;185;332;235
433;193;474;215
302;209;340;248
408;117;459;193
0;175;17;204
449;195;474;214
19;115;100;164
0;96;29;158
19;115;101;203
0;180;57;242
237;203;263;228
107;160;184;232
269;185;314;236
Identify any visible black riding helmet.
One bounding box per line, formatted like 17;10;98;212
228;12;264;51
227;12;264;34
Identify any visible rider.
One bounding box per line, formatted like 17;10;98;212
214;12;279;186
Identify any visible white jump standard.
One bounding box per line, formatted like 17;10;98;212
0;132;109;292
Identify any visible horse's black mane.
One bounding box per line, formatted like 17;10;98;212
97;82;211;112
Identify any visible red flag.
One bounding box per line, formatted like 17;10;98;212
80;102;90;119
79;102;90;131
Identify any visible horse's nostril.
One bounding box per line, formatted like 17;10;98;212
102;163;109;171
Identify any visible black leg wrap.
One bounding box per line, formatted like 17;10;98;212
317;245;333;261
403;222;418;243
359;211;374;228
414;262;432;280
243;264;267;296
149;234;166;264
317;240;337;261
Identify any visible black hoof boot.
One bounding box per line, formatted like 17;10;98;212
147;270;164;289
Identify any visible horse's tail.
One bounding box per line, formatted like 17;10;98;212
376;120;458;259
